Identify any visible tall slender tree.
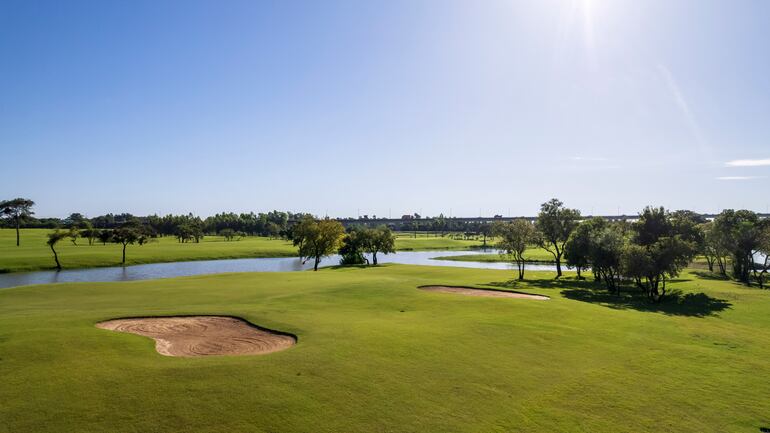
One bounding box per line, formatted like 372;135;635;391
0;198;35;246
493;219;534;280
365;226;396;265
111;225;146;265
46;230;71;270
535;198;580;278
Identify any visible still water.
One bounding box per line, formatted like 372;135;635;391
0;250;560;289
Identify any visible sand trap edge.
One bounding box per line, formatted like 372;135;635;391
95;315;298;357
418;285;550;300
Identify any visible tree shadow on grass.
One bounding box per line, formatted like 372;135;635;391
560;288;732;317
485;278;731;317
485;277;594;291
691;270;731;281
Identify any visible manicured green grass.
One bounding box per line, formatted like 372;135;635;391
433;246;556;263
1;265;768;432
393;232;486;251
0;229;297;273
0;229;485;273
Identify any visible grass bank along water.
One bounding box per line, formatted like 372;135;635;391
0;228;486;273
431;247;557;263
0;250;562;289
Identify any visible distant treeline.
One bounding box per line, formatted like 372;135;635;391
354;216;494;235
4;211;310;238
3;210;503;236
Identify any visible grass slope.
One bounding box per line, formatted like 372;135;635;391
1;265;768;432
0;229;484;273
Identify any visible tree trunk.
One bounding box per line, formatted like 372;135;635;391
372;251;378;265
550;244;563;278
15;218;20;246
314;256;320;271
50;245;61;270
122;243;127;264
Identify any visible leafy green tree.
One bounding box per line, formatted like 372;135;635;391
112;225;146;265
713;209;760;284
590;222;626;293
339;228;368;265
219;228;237;241
97;229;113;245
702;221;728;275
754;221;770;289
46;230;71;270
266;222;281;239
479;223;491;247
699;222;718;273
68;226;79;246
535;198;581;278
622;207;697;301
80;221;98;246
0;198;35;246
493;219;534;280
365;226;396;265
564;216;628;293
292;217;345;271
64;213;87;228
175;223;204;243
564;218;602;279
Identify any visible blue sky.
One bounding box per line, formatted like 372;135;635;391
1;0;769;218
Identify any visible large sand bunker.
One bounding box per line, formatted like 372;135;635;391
419;285;549;300
96;316;296;357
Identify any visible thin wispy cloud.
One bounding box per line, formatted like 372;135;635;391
716;176;766;181
725;158;770;167
657;64;708;154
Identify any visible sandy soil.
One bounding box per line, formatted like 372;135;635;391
96;316;296;357
419;285;549;300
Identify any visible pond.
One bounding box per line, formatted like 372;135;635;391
0;250;560;289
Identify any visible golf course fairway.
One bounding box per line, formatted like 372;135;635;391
1;264;768;432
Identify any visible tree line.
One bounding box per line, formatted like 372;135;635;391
493;199;770;300
0;200;307;246
3;197;768;286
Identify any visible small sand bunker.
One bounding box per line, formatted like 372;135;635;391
96;316;296;357
419;286;549;300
